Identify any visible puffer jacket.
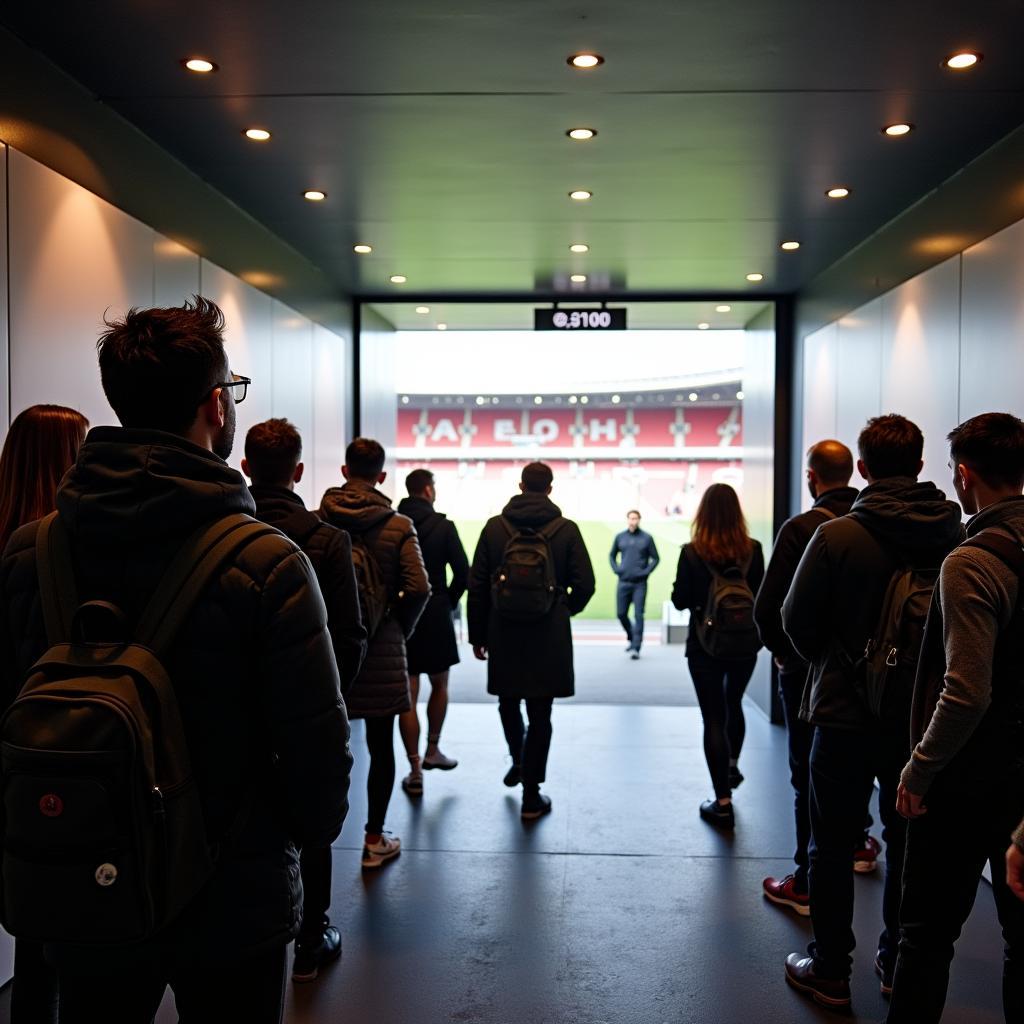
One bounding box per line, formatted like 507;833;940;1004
782;476;964;730
320;480;430;717
0;428;352;970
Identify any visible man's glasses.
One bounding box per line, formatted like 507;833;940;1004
202;374;250;405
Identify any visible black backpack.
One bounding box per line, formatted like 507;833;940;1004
349;521;391;640
0;511;275;945
491;517;566;622
693;552;761;659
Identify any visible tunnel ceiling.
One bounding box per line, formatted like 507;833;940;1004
4;1;1024;299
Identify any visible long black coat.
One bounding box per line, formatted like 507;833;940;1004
468;492;595;698
0;428;351;969
397;496;469;674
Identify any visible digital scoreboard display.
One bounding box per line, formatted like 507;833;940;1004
534;308;627;331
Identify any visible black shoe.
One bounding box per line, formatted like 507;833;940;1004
503;763;522;787
624;645;634;653
521;791;552;820
699;799;735;830
630;650;640;660
292;925;342;983
728;767;744;790
784;953;851;1009
874;952;894;997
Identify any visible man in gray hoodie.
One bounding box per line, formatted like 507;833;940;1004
887;412;1024;1023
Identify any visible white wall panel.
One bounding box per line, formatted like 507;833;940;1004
359;307;398;495
199;259;273;476
8;148;155;429
312;322;348;503
880;256;960;487
271;301;314;505
800;323;838;510
154;237;200;307
835;298;882;458
960;216;1024;421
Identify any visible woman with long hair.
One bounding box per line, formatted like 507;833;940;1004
0;403;88;1024
671;482;764;830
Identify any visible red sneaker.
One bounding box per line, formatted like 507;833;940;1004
762;874;811;916
854;834;882;873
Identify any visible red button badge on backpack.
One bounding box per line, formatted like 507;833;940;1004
39;794;64;818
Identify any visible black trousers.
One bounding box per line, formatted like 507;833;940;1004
56;944;287;1023
687;649;757;799
779;667;814;891
11;939;58;1023
887;764;1024;1023
298;844;333;946
498;697;554;789
616;579;648;651
363;714;396;835
808;724;908;979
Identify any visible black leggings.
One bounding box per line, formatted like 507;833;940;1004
363;715;397;835
687;650;757;799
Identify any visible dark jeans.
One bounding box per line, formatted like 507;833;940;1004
687;649;757;799
364;714;396;835
298;844;333;946
498;697;554;789
11;939;58;1024
56;944;287;1023
887;765;1024;1023
779;667;814;891
808;724;908;979
616;579;648;651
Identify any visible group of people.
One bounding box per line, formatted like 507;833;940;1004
0;296;1019;1024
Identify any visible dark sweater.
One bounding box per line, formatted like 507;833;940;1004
609;528;660;582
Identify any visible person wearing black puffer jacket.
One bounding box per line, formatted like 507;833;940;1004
468;462;595;820
0;299;351;1024
320;438;430;870
781;414;964;1011
243;417;366;984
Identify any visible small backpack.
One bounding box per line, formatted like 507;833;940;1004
694;553;760;659
349;525;391;640
0;512;275;945
491;517;566;622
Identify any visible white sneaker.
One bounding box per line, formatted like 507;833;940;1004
422;750;458;770
361;833;401;869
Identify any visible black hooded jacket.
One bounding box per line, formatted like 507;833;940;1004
0;428;352;966
782;476;964;730
250;484;367;694
468;492;595;698
396;496;469;608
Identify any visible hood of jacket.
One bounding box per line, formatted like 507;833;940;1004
966;494;1024;543
396;495;445;528
249;484;322;545
319;479;395;535
56;426;256;544
847;477;963;553
500;491;563;528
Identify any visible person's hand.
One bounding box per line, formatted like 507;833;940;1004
473;645;488;661
1007;844;1024;902
896;782;927;819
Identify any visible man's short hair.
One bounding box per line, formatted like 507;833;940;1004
948;412;1024;490
857;415;924;480
245;418;302;486
627;509;641;518
346;437;386;480
405;468;434;496
521;461;553;493
97;295;228;434
806;439;854;486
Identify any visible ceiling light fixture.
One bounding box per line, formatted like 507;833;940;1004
389;275;407;284
415;306;430;314
883;123;914;137
715;304;731;313
303;190;326;201
244;128;271;141
569;190;593;201
183;58;217;73
746;272;764;282
437;323;448;331
568;53;604;69
567;128;597;140
569;243;590;254
697;322;710;330
826;186;851;199
353;244;372;254
945;51;981;70
780;240;801;251
570;274;587;283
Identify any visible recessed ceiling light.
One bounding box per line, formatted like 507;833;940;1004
746;273;764;282
781;240;801;251
183;58;217;73
688;392;699;402
883;123;914;137
244;128;271;141
698;322;710;330
946;51;981;70
567;128;597;140
353;244;372;254
715;305;731;313
568;53;604;69
415;306;430;314
570;243;590;254
826;186;851;199
303;190;327;201
569;190;593;201
437;323;448;331
389;275;407;284
570;274;587;283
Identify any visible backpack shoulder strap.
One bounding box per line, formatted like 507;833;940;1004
814;506;838;522
538;517;567;541
961;530;1024;577
35;511;78;645
498;516;516;539
136;514;279;655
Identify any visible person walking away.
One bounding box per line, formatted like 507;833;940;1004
0;404;88;1024
781;414;963;1010
396;469;469;796
754;440;879;916
609;509;660;659
0;298;351;1023
242;417;366;983
320;438;430;868
887;413;1024;1023
468;461;595;819
671;483;764;830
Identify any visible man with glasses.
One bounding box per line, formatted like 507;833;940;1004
0;297;351;1022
